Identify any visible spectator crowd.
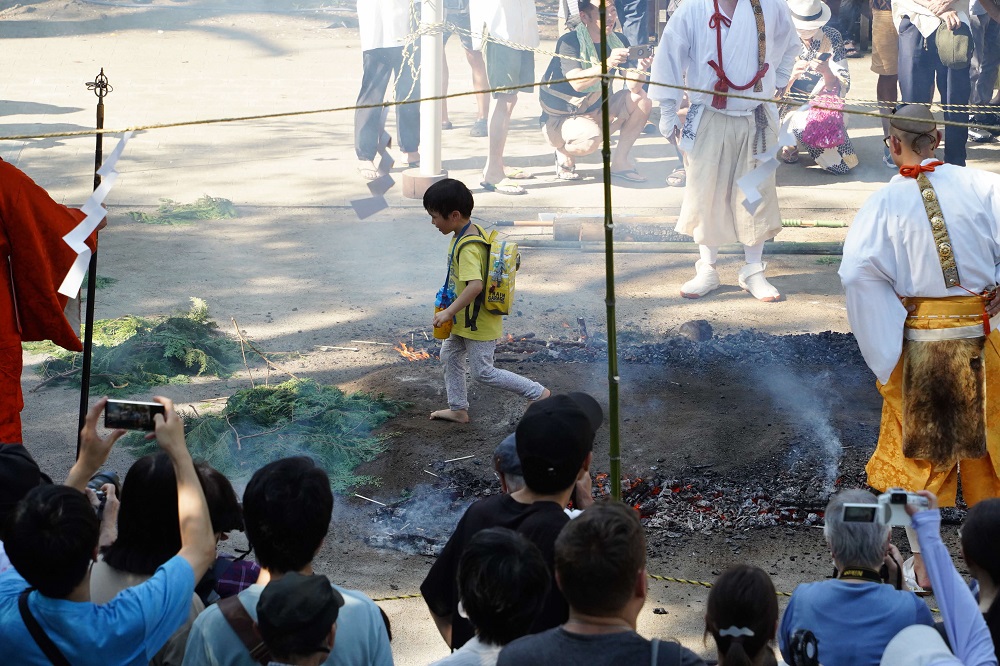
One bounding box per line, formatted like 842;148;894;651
356;0;1000;190
0;391;998;665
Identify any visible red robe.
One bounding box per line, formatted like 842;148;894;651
0;158;96;444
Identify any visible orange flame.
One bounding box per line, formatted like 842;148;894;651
395;342;431;361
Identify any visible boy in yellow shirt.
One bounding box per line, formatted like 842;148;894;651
426;179;549;423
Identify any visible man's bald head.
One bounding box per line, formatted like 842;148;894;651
888;104;939;155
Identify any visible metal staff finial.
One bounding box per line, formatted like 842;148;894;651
86;68;113;100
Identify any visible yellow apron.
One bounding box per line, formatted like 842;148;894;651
869;295;1000;507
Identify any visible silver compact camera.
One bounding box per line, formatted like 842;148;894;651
842;488;929;527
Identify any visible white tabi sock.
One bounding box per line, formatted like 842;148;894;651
744;242;765;265
699;244;719;266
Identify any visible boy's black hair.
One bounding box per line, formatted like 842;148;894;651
423;178;474;219
5;485;99;598
554;502;645;617
457;527;550;646
243;456;333;574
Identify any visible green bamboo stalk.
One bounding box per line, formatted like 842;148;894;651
598;1;622;503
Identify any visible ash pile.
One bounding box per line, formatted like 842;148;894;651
364;468;497;556
396;327;869;371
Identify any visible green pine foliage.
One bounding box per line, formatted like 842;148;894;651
36;298;239;396
122;379;405;492
128;196;237;225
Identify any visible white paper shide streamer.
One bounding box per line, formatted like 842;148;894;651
736;104;805;215
57;131;133;297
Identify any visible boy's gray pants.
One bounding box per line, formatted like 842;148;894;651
441;334;545;411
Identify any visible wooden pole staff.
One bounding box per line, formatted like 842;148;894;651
77;68;112;457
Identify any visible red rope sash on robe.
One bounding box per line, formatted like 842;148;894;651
899;160;944;179
707;0;770;109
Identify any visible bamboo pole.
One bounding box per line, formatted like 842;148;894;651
598;1;622;503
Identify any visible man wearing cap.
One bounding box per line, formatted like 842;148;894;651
0;444;52;575
649;0;800;302
894;0;972;165
840;103;1000;590
421;392;603;651
256;573;344;666
183;457;392;666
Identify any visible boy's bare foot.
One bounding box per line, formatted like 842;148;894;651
532;388;551;402
430;409;470;423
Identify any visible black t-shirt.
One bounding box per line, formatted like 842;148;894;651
539;30;630;117
497;628;708;666
420;493;571;650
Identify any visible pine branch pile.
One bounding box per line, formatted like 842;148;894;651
128;196;237;225
36;298;240;396
123;379;405;492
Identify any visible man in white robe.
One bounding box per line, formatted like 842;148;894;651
650;0;800;300
840;104;1000;589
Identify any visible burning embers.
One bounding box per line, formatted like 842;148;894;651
395;342;431;361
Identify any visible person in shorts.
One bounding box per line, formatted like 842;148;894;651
870;0;899;167
442;0;491;137
539;1;653;182
470;0;540;194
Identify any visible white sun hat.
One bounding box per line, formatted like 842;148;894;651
880;625;962;666
786;0;832;30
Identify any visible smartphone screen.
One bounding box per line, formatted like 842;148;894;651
104;399;165;431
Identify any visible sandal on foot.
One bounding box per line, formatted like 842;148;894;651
779;146;800;164
480;178;527;195
358;162;381;180
844;40;861;58
470;118;488;137
555;153;581;180
611;169;647;183
667;167;686;187
505;168;535;180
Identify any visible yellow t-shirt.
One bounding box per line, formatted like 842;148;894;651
447;231;503;341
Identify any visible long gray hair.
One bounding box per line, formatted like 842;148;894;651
824;489;891;570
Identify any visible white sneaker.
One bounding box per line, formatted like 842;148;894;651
738;262;782;302
680;260;721;298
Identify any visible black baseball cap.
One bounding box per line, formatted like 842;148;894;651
515;392;603;493
257;573;345;656
0;444;51;517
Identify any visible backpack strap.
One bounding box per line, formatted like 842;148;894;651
18;589;71;666
218;595;271;665
454;225;490;331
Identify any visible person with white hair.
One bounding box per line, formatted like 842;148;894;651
778;489;935;666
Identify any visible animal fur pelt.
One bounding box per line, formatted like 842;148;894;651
902;337;988;468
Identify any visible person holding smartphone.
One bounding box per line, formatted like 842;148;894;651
778;0;859;173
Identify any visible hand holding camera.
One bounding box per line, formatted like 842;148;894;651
842;487;930;527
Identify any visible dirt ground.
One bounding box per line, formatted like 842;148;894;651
3;0;994;662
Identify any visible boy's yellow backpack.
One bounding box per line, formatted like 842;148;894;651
456;224;520;329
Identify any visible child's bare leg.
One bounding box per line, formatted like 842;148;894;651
432;335;471;423
532;388;551;402
467;339;546;400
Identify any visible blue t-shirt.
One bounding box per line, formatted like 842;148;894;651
0;555;195;665
182;583;392;666
778;579;935;666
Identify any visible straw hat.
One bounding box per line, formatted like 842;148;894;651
786;0;832;30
